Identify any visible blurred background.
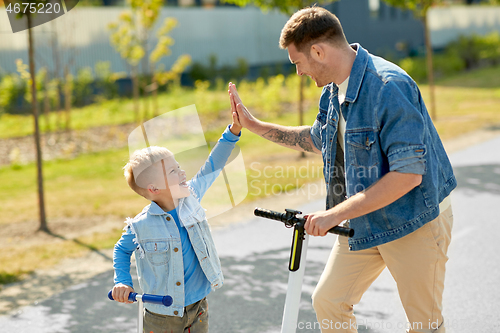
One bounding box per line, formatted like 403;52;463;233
0;0;499;303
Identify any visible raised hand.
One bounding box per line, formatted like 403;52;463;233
228;82;259;131
229;102;242;135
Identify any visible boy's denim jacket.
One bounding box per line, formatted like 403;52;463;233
114;126;239;316
310;44;457;251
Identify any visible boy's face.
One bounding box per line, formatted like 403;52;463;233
149;156;190;201
163;156;190;200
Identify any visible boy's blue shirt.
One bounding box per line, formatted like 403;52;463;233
114;209;212;306
169;208;212;306
113;125;240;316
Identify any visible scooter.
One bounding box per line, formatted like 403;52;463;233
254;208;354;333
108;290;173;333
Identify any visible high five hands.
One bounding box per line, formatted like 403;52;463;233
228;82;258;131
228;82;243;135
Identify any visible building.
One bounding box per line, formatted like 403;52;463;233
0;0;424;80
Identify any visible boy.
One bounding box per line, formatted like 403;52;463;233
112;108;241;333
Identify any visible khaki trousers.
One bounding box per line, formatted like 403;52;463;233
143;297;208;333
312;207;453;333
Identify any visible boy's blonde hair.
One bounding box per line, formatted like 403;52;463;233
123;146;174;197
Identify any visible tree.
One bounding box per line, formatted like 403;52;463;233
382;0;439;120
147;17;191;117
223;0;335;157
48;18;77;133
5;0;50;232
108;0;191;122
109;9;144;123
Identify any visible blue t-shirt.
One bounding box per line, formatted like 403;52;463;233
168;208;211;306
114;209;211;306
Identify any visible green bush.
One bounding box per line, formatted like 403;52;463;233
399;32;500;82
73;67;94;106
446;32;500;69
0;73;26;114
478;32;500;65
94;61;121;100
434;52;466;77
399;52;465;83
188;54;249;83
0;61;123;115
399;57;427;82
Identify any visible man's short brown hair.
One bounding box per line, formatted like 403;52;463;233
279;6;347;52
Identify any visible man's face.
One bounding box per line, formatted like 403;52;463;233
288;43;329;87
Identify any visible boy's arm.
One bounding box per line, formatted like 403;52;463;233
189;124;240;200
112;228;136;303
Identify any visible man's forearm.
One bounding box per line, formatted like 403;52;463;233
229;83;318;153
305;171;422;236
248;120;319;153
334;171;422;222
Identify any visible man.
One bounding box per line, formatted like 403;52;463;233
229;6;455;333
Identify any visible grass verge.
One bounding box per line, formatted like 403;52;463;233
0;105;323;285
0;228;124;290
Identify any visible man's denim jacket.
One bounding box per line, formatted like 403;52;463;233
114;126;239;316
310;44;457;251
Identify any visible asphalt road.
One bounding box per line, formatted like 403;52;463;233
1;135;500;333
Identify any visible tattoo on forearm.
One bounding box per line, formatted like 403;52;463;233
262;127;314;152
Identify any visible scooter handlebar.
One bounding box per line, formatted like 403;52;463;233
107;290;173;307
254;208;354;237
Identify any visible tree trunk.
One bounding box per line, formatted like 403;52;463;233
142;79;150;121
44;71;51;132
50;20;62;131
142;32;150;120
28;14;48;233
64;66;72;132
132;66;140;123
152;78;159;117
423;13;437;120
151;63;159;117
55;82;62;131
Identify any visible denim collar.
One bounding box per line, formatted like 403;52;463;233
345;43;369;104
148;201;170;215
